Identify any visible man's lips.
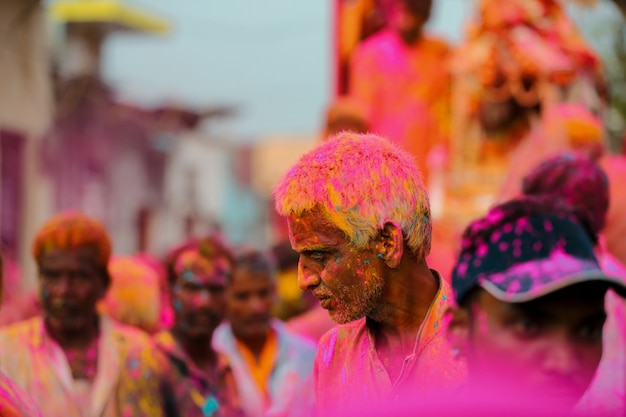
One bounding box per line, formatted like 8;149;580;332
314;293;333;309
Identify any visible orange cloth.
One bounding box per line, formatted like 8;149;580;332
235;329;278;400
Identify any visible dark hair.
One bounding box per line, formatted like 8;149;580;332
398;0;433;19
522;153;609;236
271;241;299;272
231;248;277;284
163;234;234;286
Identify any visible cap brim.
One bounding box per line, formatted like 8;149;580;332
480;270;626;303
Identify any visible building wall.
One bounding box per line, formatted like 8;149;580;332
0;0;53;289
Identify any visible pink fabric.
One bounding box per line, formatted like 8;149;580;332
313;274;466;415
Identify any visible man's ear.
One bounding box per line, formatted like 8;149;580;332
378;221;404;268
445;307;470;358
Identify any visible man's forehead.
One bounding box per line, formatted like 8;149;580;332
287;213;348;248
38;247;100;267
481;284;607;317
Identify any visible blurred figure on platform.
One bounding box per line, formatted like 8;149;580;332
349;0;451;185
155;236;243;417
213;248;316;417
446;197;626;415
98;255;162;334
0;212;168;416
521;153;626;414
274;133;465;415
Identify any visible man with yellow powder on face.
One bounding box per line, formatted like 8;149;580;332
273;132;466;415
213;248;316;417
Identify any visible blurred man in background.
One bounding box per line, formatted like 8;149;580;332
155;236;242;417
0;212;167;416
213;248;316;417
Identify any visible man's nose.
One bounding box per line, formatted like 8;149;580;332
195;289;213;307
542;335;580;377
297;260;321;290
52;275;73;295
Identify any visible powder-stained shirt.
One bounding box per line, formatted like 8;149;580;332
0;316;168;417
213;320;317;417
313;272;467;415
0;371;42;417
154;331;243;417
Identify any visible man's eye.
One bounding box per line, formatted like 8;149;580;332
309;251;327;261
511;318;542;339
73;272;90;281
577;322;604;342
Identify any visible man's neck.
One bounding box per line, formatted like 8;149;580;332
234;330;269;362
45;316;100;350
172;329;217;370
369;261;440;351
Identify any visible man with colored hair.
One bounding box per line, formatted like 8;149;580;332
349;0;450;185
0;212;168;417
274;132;465;414
446;197;626;414
213;248;316;417
521;153;626;414
155;235;243;417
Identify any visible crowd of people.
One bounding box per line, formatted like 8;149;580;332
1;0;626;416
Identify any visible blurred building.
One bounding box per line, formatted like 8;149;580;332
0;0;53;292
250;133;318;243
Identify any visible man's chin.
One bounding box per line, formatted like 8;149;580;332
46;316;92;334
329;308;364;325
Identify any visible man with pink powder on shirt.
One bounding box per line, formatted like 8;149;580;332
273;132;466;415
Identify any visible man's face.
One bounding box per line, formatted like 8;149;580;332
171;250;229;339
454;283;607;409
226;268;276;340
288;210;385;324
38;248;108;333
386;0;432;44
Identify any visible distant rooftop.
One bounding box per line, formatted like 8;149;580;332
50;0;171;34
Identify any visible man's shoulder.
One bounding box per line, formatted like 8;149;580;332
0;316;41;342
211;322;233;352
109;318;154;346
354;29;398;56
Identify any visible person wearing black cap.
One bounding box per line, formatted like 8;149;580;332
446;196;626;414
